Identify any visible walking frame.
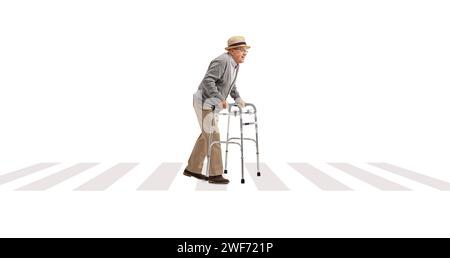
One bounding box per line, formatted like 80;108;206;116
206;102;261;184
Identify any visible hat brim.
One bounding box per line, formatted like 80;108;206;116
225;45;251;50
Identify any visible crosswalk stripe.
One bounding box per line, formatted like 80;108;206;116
75;163;138;191
289;163;352;190
0;163;59;186
369;163;450;191
137;162;183;191
16;163;99;191
329;163;410;191
246;163;289;191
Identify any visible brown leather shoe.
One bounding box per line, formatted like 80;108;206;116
208;175;230;184
183;169;208;181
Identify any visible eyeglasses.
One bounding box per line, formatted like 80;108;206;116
234;48;248;53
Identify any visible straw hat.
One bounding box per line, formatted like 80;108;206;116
225;36;251;50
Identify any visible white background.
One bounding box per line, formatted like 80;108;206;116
1;0;450;237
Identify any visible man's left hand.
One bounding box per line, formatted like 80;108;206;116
236;99;246;109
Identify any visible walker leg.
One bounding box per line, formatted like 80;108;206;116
206;132;213;178
205;113;215;178
239;108;245;183
254;109;261;177
224;105;232;174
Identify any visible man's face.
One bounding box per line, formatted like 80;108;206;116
229;47;248;64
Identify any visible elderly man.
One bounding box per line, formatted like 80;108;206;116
184;36;250;184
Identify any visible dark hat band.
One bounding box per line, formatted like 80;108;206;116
228;41;247;47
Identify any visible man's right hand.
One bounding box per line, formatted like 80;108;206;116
220;100;228;109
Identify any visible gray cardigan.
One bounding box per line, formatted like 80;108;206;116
193;53;242;108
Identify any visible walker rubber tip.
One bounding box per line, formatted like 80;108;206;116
257;172;261;177
241;179;245;184
224;169;228;174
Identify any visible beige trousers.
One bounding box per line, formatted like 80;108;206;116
186;101;223;176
